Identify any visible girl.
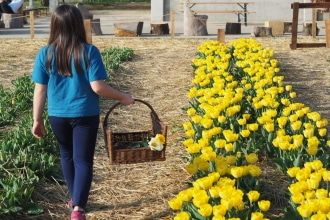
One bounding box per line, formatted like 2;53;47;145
31;4;134;220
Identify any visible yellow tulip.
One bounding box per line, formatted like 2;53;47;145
318;198;330;214
310;213;327;220
198;203;213;217
306;146;318;156
277;116;288;128
213;204;227;216
185;164;198;175
246;153;258;164
251;212;264;220
304;190;316;200
291;193;305;204
307;111;321;121
248;164;261;177
225;143;234;152
230;166;244;178
173;212;190;220
192;190;209;208
187;108;196;116
225;155;237;165
263;123;274;132
247;123;259;131
168;197;183;210
240;129;250;138
186;143;201;154
214;139;226;149
177;188;194;202
297;203;314;218
258;200;271;212
287;167;300;178
318;128;327;137
315;189;328;199
237;118;246;125
247;190;260;202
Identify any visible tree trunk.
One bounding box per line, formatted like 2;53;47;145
251;27;273;37
225;22;241;34
150;23;169;35
183;0;208;36
114;22;144;37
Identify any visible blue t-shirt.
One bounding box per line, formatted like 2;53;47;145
32;44;108;117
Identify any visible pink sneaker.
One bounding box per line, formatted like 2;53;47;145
71;211;86;220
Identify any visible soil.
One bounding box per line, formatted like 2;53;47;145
1;36;330;220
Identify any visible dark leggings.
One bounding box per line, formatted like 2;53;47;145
49;115;99;208
0;1;14;14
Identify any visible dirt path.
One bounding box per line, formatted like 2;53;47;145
1;37;330;219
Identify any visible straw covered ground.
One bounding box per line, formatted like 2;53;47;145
1;36;330;220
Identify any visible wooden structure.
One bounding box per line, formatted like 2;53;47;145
217;28;225;42
76;3;102;35
291;2;330;49
265;20;284;36
180;1;254;26
23;7;48;18
114;22;144;37
84;19;92;44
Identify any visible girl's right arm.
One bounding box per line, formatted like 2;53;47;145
90;80;134;105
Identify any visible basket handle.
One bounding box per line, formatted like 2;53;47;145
102;98;162;134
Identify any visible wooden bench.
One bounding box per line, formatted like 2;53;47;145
23;7;49;18
290;2;330;49
180;1;254;26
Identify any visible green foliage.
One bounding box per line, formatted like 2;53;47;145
0;46;133;218
0;75;58;217
101;47;134;78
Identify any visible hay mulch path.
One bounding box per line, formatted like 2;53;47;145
1;37;330;220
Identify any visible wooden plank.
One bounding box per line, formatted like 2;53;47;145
217;29;225;43
294;43;326;48
325;19;330;48
188;10;255;13
291;2;330;9
171;10;175;39
185;2;254;4
30;11;34;39
312;8;317;38
84;19;92;44
290;2;299;50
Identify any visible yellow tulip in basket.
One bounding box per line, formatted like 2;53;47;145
102;99;167;164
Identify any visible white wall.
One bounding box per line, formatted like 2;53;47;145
163;0;313;24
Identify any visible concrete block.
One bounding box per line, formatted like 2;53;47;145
265;20;284;36
2;13;23;28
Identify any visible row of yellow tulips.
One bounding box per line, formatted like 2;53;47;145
169;38;330;220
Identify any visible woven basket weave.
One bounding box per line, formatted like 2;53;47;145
102;99;167;164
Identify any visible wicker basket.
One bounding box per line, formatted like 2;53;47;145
102;99;167;164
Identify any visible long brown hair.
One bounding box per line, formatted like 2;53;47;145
47;4;88;76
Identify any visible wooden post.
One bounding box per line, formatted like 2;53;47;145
30;11;34;39
217;29;225;43
84;19;92;44
325;19;330;48
312;8;317;38
170;10;175;39
290;2;299;50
